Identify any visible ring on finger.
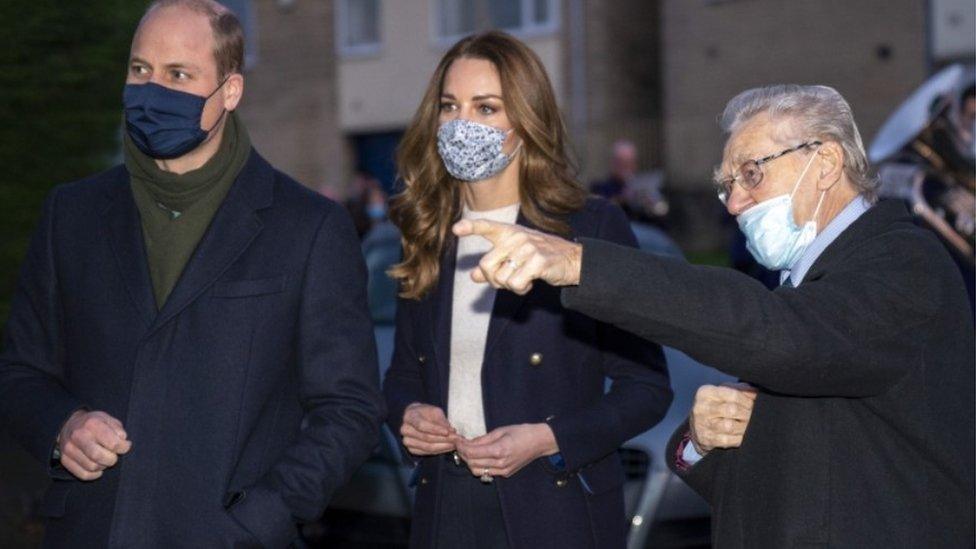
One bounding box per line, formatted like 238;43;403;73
504;258;519;270
480;467;493;484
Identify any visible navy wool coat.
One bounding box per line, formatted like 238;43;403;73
383;198;673;549
563;200;975;548
0;152;386;548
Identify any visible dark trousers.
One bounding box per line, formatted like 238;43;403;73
434;454;509;549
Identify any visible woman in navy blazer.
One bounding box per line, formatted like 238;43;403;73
382;31;672;548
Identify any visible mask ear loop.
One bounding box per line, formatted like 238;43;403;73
787;148;826;229
507;140;524;160
503;127;524;160
205;76;231;100
789;148;819;200
203;76;232;134
809;188;827;227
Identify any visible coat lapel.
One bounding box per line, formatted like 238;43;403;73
429;239;457;407
482;210;536;359
148;151;273;336
102;169;157;328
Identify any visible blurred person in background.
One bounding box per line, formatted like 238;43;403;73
382;31;672;549
453;84;975;548
0;1;384;547
589;139;638;204
345;169;389;238
590;139;670;227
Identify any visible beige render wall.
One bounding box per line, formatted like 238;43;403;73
662;0;928;192
570;0;661;184
237;0;347;194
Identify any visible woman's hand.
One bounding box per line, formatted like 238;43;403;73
401;402;458;456
455;423;559;478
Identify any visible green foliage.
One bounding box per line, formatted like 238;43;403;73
0;1;148;330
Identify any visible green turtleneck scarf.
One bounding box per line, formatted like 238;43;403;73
124;110;252;308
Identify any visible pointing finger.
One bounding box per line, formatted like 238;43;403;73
453;218;508;243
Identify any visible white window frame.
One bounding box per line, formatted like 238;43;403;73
430;0;560;48
336;0;383;58
512;0;560;37
429;0;477;47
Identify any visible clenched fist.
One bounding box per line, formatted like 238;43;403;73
57;410;132;481
689;384;757;456
400;403;458;456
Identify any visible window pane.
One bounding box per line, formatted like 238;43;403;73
345;0;379;47
438;0;476;37
489;0;522;30
533;0;551;25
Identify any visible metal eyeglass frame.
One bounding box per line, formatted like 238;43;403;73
715;140;822;203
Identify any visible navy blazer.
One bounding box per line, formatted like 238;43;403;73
383;198;673;549
0;152;386;548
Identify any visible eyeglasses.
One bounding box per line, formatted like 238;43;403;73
714;140;822;203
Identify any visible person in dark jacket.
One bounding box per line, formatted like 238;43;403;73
453;84;975;548
382;31;672;549
0;1;384;547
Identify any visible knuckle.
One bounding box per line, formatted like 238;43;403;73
69;430;85;445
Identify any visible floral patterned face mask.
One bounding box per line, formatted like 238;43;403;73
437;119;522;181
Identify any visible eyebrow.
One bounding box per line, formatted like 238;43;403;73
129;56;201;72
439;93;503;101
712;165;727;183
730;150;755;165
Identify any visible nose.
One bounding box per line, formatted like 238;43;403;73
725;184;755;217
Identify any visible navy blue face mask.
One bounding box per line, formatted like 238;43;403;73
123;79;227;159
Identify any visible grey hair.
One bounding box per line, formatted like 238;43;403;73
720;84;877;201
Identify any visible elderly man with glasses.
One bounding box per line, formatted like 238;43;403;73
452;84;975;548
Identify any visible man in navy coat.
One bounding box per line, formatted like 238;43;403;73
0;1;385;547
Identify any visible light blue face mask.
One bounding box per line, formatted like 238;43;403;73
736;151;825;270
366;203;386;221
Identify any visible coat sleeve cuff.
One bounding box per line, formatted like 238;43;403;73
561;237;624;313
227;483;298;548
673;432;698;473
545;409;623;473
33;399;85;467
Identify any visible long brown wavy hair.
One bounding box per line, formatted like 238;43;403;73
388;31;587;300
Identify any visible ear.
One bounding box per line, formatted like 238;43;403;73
221;73;245;111
815;141;844;191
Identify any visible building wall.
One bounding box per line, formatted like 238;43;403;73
337;0;565;134
662;0;928;249
238;0;347;194
663;0;928;191
570;0;661;183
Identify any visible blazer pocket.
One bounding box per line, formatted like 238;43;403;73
576;454;625;496
213;276;285;299
37;481;72;518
